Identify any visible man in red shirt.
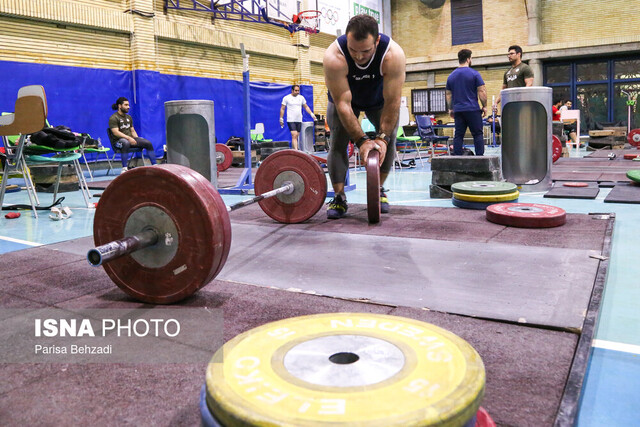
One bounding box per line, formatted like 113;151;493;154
552;97;563;121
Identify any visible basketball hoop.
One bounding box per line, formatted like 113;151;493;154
292;10;320;34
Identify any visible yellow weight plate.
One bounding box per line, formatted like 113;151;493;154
452;190;519;203
205;313;485;427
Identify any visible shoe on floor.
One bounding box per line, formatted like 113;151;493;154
121;167;128;174
327;194;348;219
380;187;390;214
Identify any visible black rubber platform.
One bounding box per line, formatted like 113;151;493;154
86;179;114;190
0;205;614;426
544;183;600;199
604;182;640;204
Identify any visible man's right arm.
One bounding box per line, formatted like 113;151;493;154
323;45;364;143
495;84;507;109
279;104;286;126
495;72;508;107
445;90;453;118
477;85;488;117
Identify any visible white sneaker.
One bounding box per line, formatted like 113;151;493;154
121;167;128;173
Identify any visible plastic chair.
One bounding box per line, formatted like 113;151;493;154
416;115;450;158
78;135;111;180
251;123;272;142
395;126;424;167
1;86;90;216
561;109;581;156
0;86;47;217
24;150;91;207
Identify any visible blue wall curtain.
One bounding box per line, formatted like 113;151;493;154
0;60;314;159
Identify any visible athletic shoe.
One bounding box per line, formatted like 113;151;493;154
380;187;390;214
121;167;128;173
327;194;348;219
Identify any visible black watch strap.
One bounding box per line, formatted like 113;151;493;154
355;134;370;148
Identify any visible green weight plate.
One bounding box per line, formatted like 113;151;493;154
627;170;640;183
451;181;518;196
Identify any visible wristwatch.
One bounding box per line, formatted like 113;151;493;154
376;133;390;145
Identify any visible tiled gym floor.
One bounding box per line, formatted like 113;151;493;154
1;147;639;425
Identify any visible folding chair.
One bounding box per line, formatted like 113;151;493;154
106;128;145;175
416;115;450;159
560;109;581;157
250;123;272;143
78;135;111;180
0;85;49;217
19;134;92;209
395;126;424;167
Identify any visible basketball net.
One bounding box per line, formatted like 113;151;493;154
292;10;320;34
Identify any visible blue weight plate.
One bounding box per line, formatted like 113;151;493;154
200;385;222;427
452;196;519;210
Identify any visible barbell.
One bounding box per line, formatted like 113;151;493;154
87;149;328;304
88;148;383;304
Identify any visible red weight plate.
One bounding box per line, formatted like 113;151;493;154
94;165;232;304
562;182;589;187
216;143;233;171
366;150;381;224
628;128;640;147
254;150;327;223
552;135;562;163
475;407;496;427
623;153;640;160
348;141;355;158
177;166;232;281
486;203;566;228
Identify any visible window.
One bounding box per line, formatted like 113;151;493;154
615;59;640;79
576;62;607;82
451;0;483;45
546;65;571;84
411;89;447;115
545;56;640;130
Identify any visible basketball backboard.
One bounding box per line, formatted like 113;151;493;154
265;0;298;23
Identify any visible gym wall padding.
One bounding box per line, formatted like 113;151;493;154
0;59;132;147
0;60;314;160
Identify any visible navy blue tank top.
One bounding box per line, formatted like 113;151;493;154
328;33;391;110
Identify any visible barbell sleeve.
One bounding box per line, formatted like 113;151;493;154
87;228;159;267
227;182;295;212
88;182;294;267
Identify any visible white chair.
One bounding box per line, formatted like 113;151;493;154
560;109;580;156
0;85;48;217
251;123;268;141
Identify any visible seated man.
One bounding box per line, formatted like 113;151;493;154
109;97;157;172
560;100;579;146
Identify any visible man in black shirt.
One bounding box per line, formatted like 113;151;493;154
108;97;157;173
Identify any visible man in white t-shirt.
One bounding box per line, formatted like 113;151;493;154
279;85;315;150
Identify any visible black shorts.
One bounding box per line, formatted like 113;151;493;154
287;122;301;132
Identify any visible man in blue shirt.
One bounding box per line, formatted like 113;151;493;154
445;49;488;155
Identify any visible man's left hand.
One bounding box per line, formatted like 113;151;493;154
360;139;387;165
481;106;487;117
